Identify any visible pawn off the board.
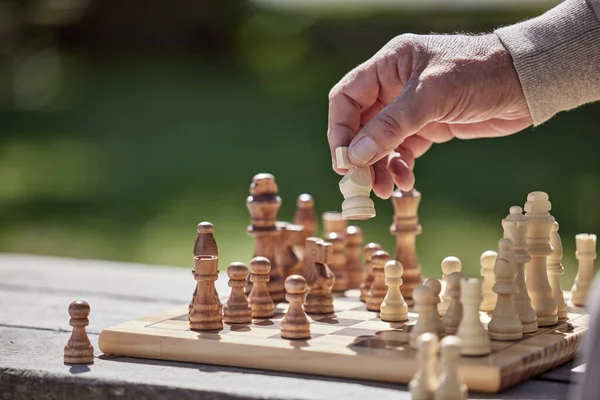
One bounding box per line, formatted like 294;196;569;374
64;300;94;364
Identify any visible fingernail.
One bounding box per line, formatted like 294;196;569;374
349;136;379;165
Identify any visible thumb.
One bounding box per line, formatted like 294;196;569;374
348;86;431;166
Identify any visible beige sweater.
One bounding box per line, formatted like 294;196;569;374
494;0;600;125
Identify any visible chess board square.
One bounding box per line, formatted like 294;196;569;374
310;316;366;328
334;310;377;321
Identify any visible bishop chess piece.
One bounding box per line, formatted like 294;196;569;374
64;300;94;364
189;255;223;331
571;233;597;307
246;173;285;302
435;336;468;400
335;146;376;220
524;192;558;326
327;232;350;292
442;272;463;335
190;221;219;313
366;250;391;312
360;242;383;302
409;332;439;400
547;222;568;319
488;238;523;340
503;205;538;333
479;250;497;313
248;256;275;318
410;285;439;348
456;278;490;356
424;278;444;336
303;238;335;314
346;226;365;289
439;256;462;316
223;262;252;324
380;260;409;322
390;188;424;300
281;275;311;339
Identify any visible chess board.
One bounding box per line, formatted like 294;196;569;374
98;289;587;394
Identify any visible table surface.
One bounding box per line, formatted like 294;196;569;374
0;253;585;399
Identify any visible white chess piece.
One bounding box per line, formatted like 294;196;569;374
434;336;468;400
410;285;439;348
335;147;375;220
456;278;491;356
488;238;523;341
439;256;461;316
547;221;568;319
442;272;463;335
479;250;497;313
380;260;408;322
409;332;439;400
571;233;597;307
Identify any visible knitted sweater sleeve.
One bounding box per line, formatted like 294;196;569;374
494;0;600;125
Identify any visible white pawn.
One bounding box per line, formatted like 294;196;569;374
434;336;468;400
409;332;439;400
439;257;462;316
488;238;523;341
410;285;439;348
442;272;463;335
457;278;490;356
480;250;498;313
571;233;597;307
380;260;408;322
424;278;445;336
547;222;568;319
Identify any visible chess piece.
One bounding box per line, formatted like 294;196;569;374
335;146;376;220
366;250;391;311
189;255;223;331
410;285;439;348
293;194;317;237
502;205;538;333
547;222;568;319
380;260;409;322
571;233;597;307
246;173;285;302
346;226;365;289
409;332;439;400
281;275;311;339
64;300;94;364
322;211;348;237
424;278;445;336
275;222;304;279
435;336;468;400
488;238;523;341
223;262;252;324
479;250;497;313
303;238;335;314
248;256;275;318
442;272;463;335
360;242;383;302
390;188;424;299
190;221;219;313
524;192;558;326
327;232;350;292
439;256;462;316
456;278;490;356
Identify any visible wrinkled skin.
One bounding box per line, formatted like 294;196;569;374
327;33;532;199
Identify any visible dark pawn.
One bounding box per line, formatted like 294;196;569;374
64;300;94;364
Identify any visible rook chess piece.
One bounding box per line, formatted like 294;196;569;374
439;256;462;316
435;336;468;400
479;250;498;313
456;278;490;356
327;232;350;292
223;262;252;324
548;222;568;319
571;233;597;307
424;278;445;336
366;250;391;311
303;238;335;314
409;332;439;400
380;260;409;322
360;242;383;302
248;257;275;318
442;272;463;335
281;275;311;339
410;285;439;348
502;205;538;333
346;226;365;289
488;238;523;340
190;221;219;313
524;192;558;326
64;300;94;364
335;147;376;220
189;255;223;331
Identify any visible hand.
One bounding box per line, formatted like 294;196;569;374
327;33;532;198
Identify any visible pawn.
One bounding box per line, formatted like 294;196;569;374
424;278;445;336
442;272;463;335
480;250;498;313
223;262;252;324
409;332;439;400
380;260;409;322
439;257;462;316
435;336;468;400
366;250;391;311
410;285;439;348
547;222;568;319
64;300;94;364
281;275;311;339
248;257;275;318
457;278;490;356
327;232;350;292
360;243;383;302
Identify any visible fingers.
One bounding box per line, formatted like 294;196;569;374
389;151;415;191
372;159;394;199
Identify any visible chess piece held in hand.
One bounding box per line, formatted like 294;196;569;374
64;300;94;364
335;147;376;220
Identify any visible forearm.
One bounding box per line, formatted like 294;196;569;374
494;0;600;125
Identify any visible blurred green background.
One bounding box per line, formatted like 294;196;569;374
0;0;598;286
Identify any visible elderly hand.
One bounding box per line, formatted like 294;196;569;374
327;33;532;198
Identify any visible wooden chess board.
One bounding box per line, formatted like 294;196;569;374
98;289;587;393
